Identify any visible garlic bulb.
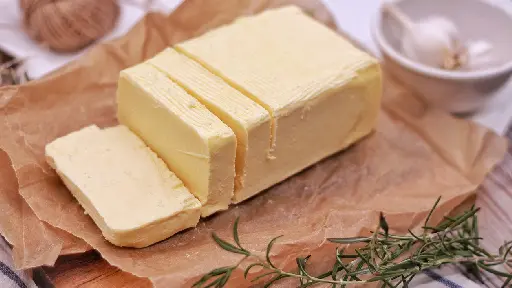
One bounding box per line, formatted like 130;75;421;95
401;16;460;68
384;3;499;71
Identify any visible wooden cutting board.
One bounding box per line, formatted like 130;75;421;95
40;251;152;287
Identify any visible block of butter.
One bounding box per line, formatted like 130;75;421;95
117;63;236;217
175;6;382;199
147;48;272;203
45;125;202;248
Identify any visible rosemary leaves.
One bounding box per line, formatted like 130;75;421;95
194;196;512;287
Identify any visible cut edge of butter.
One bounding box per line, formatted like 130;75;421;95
174;46;278;157
116;63;236;217
146;48;273;203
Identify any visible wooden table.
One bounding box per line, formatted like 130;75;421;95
34;126;512;288
39;251;151;288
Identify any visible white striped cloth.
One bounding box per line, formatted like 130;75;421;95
411;266;483;288
0;237;37;288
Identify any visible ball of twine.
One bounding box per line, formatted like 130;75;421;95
20;0;120;53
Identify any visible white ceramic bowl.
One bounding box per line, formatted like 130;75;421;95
372;0;512;113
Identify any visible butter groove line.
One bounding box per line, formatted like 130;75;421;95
173;47;277;158
146;58;246;191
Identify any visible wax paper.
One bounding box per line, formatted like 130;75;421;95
0;0;507;286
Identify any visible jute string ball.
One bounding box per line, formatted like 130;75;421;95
20;0;120;53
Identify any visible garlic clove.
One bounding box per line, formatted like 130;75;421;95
418;16;459;41
400;16;461;69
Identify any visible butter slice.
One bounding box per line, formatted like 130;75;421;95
45;125;201;248
176;6;381;197
117;63;236;217
147;48;271;203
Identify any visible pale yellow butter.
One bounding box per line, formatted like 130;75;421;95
175;6;382;199
116;63;236;217
45;125;201;248
147;48;272;203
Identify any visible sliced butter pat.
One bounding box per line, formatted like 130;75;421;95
147;48;271;203
116;63;236;217
45;125;201;248
176;5;382;199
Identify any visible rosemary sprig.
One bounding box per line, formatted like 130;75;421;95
194;197;512;287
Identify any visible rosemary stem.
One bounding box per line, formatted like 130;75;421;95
273;269;367;285
244;252;367;285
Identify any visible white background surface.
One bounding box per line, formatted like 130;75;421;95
1;0;511;135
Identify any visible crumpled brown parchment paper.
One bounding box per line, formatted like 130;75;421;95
0;0;508;287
